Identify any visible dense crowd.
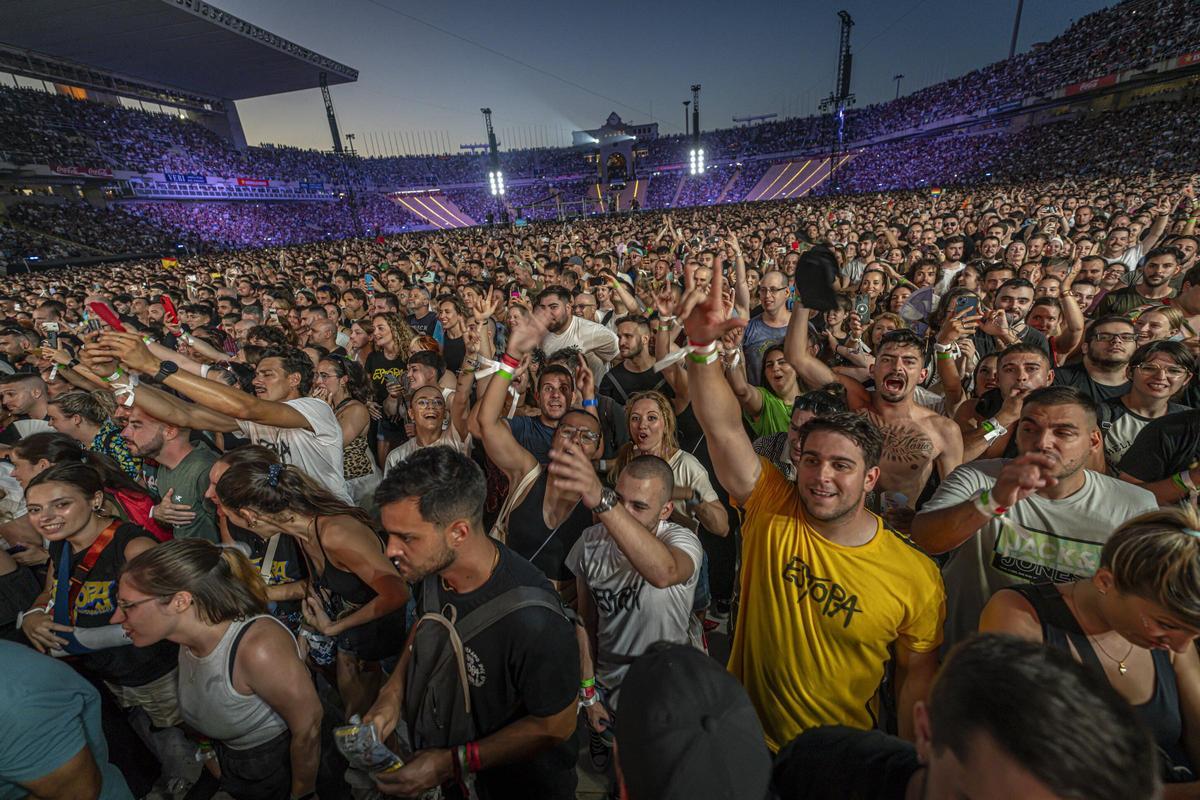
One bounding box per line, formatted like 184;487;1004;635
0;143;1198;800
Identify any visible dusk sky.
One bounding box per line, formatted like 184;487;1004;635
219;0;1115;155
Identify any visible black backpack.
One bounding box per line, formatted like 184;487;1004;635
403;575;570;755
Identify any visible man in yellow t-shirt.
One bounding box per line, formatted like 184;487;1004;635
682;266;945;751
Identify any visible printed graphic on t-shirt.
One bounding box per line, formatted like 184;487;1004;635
465;646;486;688
592;583;643;615
49;577;114;616
991;520;1100;582
782;556;863;628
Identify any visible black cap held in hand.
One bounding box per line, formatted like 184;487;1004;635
793;244;839;310
616;643;771;800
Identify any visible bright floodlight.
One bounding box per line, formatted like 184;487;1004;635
488;170;506;197
688;147;705;176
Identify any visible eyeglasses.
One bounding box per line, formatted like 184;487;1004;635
116;596;161;613
759;286;789;295
1134;363;1190;379
413;397;445;409
556;425;601;444
1092;332;1137;343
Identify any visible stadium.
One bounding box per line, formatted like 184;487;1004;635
2;1;1200;799
2;0;1199;269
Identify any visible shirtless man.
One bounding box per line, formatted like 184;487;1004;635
786;305;962;530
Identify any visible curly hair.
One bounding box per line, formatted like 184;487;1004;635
371;312;415;360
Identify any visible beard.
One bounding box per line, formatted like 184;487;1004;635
1089;354;1129;370
547;314;569;334
396;541;456;583
620;341;643;360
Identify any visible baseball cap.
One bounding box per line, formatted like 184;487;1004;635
616;643;771;800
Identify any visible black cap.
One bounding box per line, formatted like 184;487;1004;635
793;244;839;310
616;643;771;800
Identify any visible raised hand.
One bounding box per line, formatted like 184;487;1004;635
505;307;551;358
991;453;1059;509
681;256;746;346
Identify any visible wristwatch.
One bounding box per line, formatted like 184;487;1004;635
153;360;179;383
590;487;618;515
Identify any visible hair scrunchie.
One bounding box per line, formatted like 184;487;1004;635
267;463;282;488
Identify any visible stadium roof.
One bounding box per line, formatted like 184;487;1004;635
1;0;357;101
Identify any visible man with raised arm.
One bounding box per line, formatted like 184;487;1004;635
86;331;350;502
681;267;944;752
784;298;963;530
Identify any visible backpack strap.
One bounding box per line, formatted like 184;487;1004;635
419;574;440;617
454;585;569;645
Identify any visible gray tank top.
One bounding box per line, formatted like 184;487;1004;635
177;615;297;750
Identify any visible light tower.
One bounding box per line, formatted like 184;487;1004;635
481;108;504;224
819;11;855;192
688;84;704;176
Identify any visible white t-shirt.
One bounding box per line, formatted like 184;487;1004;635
237;398;351;503
384;424;472;474
567;519;702;706
667;450;719;532
542;315;619;384
917;459;1157;647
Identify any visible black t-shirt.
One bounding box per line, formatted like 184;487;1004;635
1118;409;1200;481
364;350;407;404
227;522;307;616
772;726;920;800
598;362;670;404
49;522;178;686
972;324;1050;360
1052;361;1130;404
442;335;465;373
408;310;439;337
413;542;579;800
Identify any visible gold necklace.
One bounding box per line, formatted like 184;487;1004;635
1069;583;1134;676
1089;633;1135;677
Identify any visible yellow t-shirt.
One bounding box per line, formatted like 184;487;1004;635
729;458;945;751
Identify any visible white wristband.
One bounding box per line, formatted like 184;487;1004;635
200;364;211;378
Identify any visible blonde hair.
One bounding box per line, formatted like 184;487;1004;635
48;390;115;425
1138;304;1185;335
608;391;678;484
1102;506;1200;629
122;539;268;625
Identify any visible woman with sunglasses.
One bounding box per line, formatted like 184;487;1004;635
19;462;181;730
115;538;321;800
215;461;407;716
980;506;1200;789
312;355;380;510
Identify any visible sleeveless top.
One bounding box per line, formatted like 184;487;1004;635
505;471;593;582
178;615;297;750
304;517;378;612
336;398;376;479
1006;583;1193;779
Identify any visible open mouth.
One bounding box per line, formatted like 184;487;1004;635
40;521;64;535
883;376;906;392
807;487;837;499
